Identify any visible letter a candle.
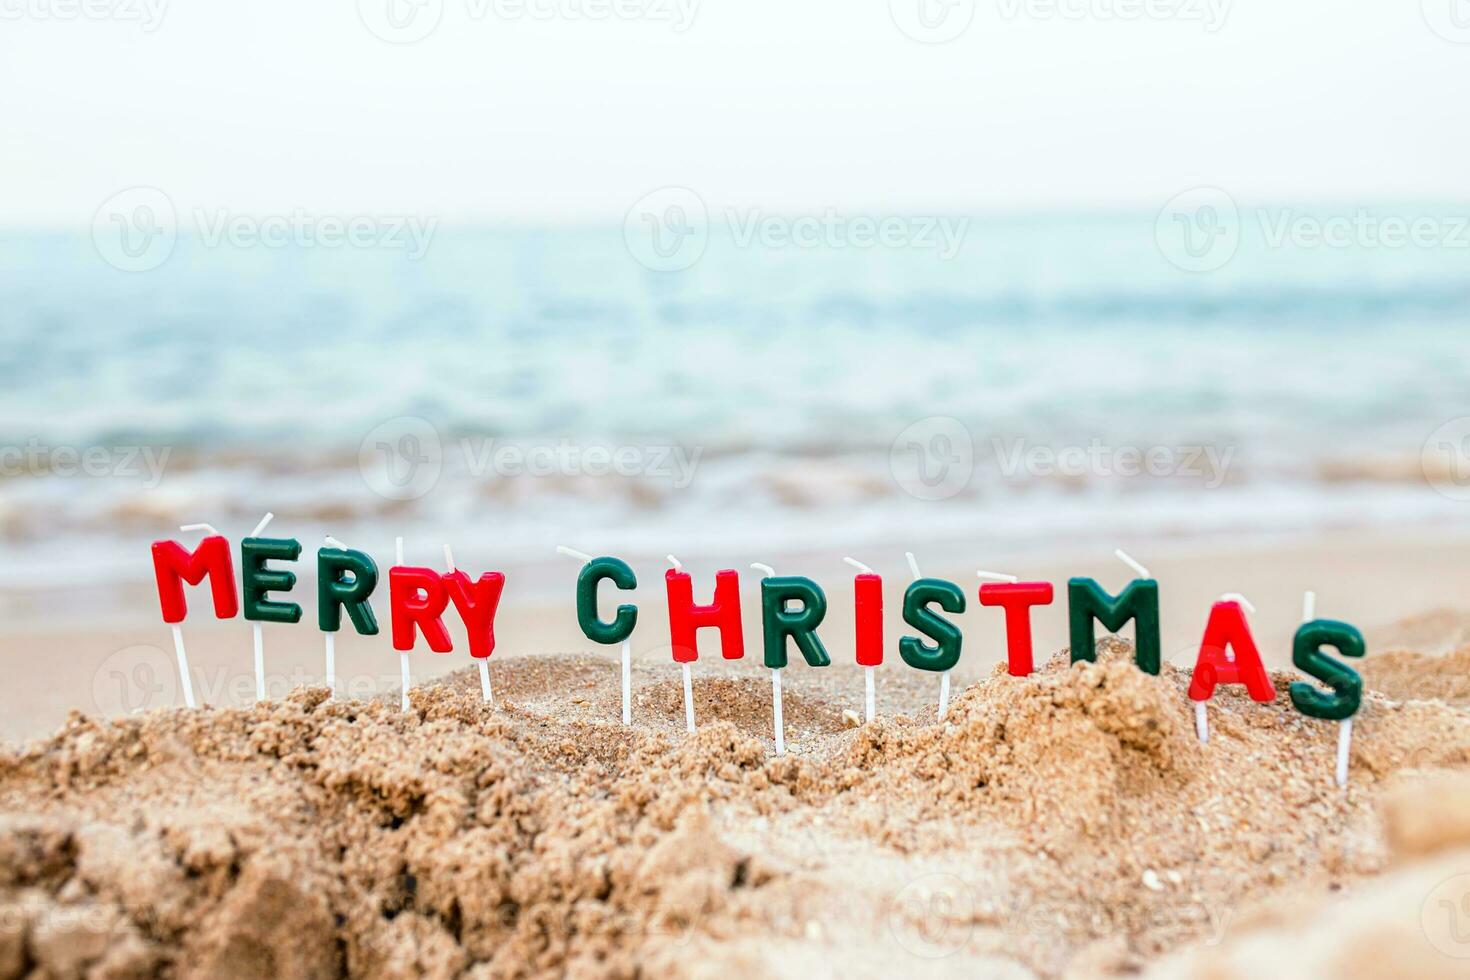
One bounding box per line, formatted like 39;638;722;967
151;523;239;709
1187;593;1274;744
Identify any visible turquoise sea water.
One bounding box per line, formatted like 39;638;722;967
1;210;1468;593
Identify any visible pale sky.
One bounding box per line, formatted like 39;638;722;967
1;1;1466;226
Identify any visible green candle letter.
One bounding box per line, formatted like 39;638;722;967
761;576;831;669
1067;577;1161;674
1289;619;1366;721
318;547;380;635
576;556;638;645
899;578;965;673
241;537;302;624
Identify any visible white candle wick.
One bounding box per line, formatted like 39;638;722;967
1303;590;1317;622
751;562;775;578
324;534;347;550
1115;548;1151;580
249;512;274;538
556;545;593;564
395;536;405;566
443;544;456;572
905;551;921;581
179;523;219;537
1220;592;1256;614
977;570;1019;583
843;557;874;575
667;553;683;572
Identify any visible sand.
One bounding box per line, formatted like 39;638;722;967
4;630;1470;979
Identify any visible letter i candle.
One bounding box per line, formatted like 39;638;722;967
845;557;882;722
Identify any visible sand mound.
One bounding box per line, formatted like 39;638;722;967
1365;647;1470;707
3;638;1470;978
1142;773;1470;979
1367;609;1470;657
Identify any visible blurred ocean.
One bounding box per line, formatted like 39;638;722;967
1;209;1468;604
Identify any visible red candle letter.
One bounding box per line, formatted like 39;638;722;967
1187;600;1275;703
665;568;744;663
444;570;506;660
152;536;239;624
390;566;453;653
979;581;1053;677
855;573;883;667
